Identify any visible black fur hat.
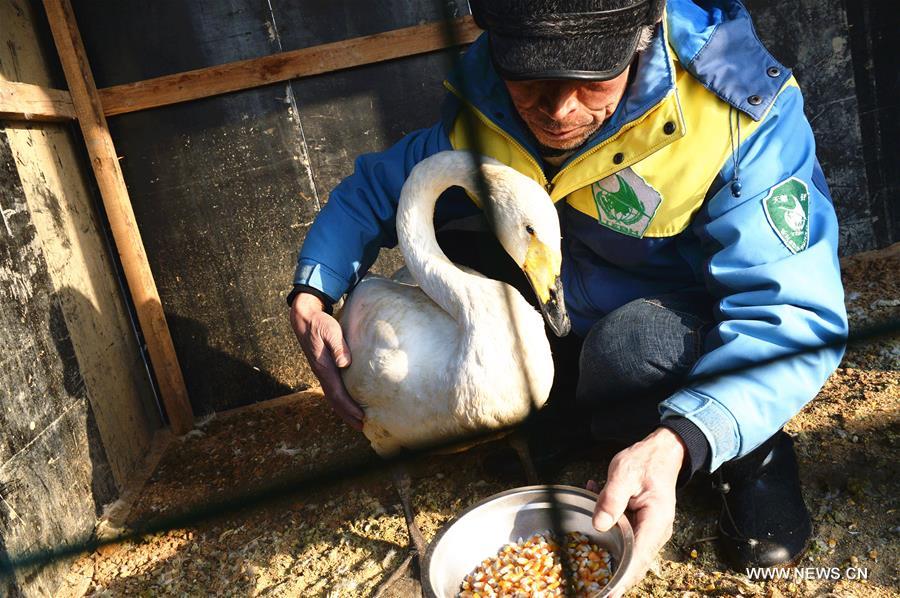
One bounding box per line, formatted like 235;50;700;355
469;0;664;80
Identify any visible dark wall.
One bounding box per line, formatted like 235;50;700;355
0;130;116;596
842;0;899;247
71;0;468;413
746;0;870;252
69;0;895;412
745;0;897;253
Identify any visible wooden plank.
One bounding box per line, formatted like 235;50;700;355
98;15;481;116
0;80;75;121
94;428;174;539
74;1;323;411
2;0;159;487
42;0;194;435
216;388;326;419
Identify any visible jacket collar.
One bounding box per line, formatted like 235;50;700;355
666;0;790;121
445;0;790;162
445;24;677;169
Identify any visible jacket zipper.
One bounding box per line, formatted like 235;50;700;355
445;81;672;199
444;82;552;194
549;97;672;197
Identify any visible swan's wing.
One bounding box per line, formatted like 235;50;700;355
341;278;463;451
341;279;459;392
340;275;552;455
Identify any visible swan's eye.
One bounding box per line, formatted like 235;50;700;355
525;225;535;235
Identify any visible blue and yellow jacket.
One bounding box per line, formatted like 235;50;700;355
293;0;848;470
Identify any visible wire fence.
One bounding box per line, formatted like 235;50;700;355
0;309;895;587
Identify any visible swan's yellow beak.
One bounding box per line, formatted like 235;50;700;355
523;237;571;337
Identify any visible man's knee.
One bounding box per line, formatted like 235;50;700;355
575;296;709;408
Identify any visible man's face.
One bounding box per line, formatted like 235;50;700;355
504;67;631;151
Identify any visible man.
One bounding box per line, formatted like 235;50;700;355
289;0;848;591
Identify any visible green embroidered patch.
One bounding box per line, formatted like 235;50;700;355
591;168;662;238
763;177;810;253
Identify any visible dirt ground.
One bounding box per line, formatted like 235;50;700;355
59;245;898;598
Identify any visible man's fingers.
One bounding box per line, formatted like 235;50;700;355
614;500;675;596
306;335;364;428
323;322;352;368
589;430;682;597
609;583;629;598
593;457;638;531
330;396;365;431
631;497;675;554
316;363;364;428
296;312;364;429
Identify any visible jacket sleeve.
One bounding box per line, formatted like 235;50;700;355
659;84;849;471
293;122;452;301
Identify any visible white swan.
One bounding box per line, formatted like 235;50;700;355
339;151;570;457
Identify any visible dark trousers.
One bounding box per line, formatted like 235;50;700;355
575;291;714;445
436;228;714;446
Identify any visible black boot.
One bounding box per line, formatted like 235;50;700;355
715;431;812;570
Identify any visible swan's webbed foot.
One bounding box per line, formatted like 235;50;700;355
394;466;428;556
373;464;427;597
372;552;417;598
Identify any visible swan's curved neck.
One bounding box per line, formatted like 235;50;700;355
396;153;493;323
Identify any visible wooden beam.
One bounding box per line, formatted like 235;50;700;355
98;16;482;116
43;0;194;435
94;428;173;540
0;80;75;121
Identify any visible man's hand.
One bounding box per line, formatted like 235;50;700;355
586;427;685;597
290;292;364;430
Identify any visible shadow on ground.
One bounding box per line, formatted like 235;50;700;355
56;248;898;597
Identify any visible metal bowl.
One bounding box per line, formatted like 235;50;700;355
422;485;634;597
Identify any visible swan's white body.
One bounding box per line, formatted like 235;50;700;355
340;151;562;456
